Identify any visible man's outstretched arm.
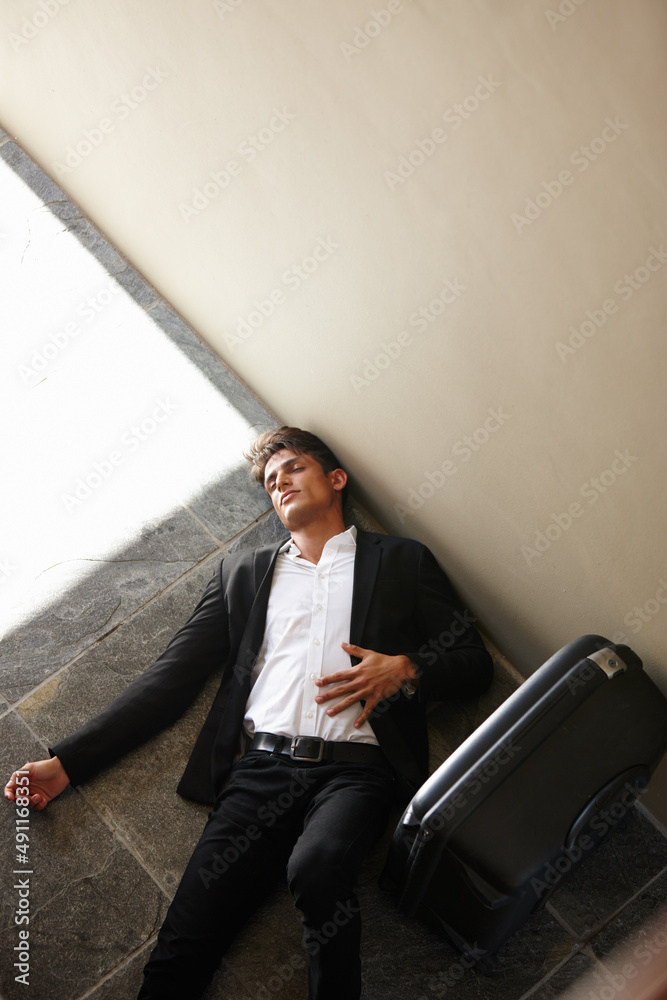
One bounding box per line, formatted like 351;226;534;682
4;756;70;811
4;561;229;804
49;564;229;789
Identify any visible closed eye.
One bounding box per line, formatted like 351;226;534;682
266;463;304;493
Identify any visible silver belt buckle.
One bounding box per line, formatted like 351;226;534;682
290;735;325;762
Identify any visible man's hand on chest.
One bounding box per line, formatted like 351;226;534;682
314;644;419;729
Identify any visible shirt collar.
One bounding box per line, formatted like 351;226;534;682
280;524;357;559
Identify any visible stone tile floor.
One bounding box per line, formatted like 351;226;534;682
1;132;666;1000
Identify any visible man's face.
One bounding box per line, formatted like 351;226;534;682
264;448;346;529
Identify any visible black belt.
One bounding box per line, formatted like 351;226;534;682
250;732;386;765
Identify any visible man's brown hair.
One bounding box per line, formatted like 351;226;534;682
245;426;348;501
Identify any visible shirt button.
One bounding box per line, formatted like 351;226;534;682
305;711;314;719
313;638;320;646
310;673;318;681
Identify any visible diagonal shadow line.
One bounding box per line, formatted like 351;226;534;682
0;464;274;707
0;132;275;434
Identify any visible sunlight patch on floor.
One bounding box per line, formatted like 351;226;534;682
0;154;260;636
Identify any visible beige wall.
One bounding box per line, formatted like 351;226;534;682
2;0;667;802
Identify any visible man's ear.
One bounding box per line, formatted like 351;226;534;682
330;468;348;492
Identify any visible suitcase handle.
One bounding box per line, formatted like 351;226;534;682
564;766;649;849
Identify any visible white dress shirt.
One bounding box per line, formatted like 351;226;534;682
243;525;379;744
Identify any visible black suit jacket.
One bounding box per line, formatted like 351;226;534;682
52;530;493;803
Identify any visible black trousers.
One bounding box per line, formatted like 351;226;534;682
137;751;396;1000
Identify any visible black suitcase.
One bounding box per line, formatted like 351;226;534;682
383;635;667;968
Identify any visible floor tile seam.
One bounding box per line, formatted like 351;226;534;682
515;940;591;1000
599;862;667;931
574;943;611;983
137;293;160;310
545;898;585;942
74;785;181;899
105;266;159;305
589;862;667;936
197;503;281;550
178;496;242;549
72;934;158;1000
588;943;631;982
6;704;68;762
552;862;667;962
636;798;667;838
587;942;667;991
4;547;228;711
106;262;158;301
546;842;667;945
